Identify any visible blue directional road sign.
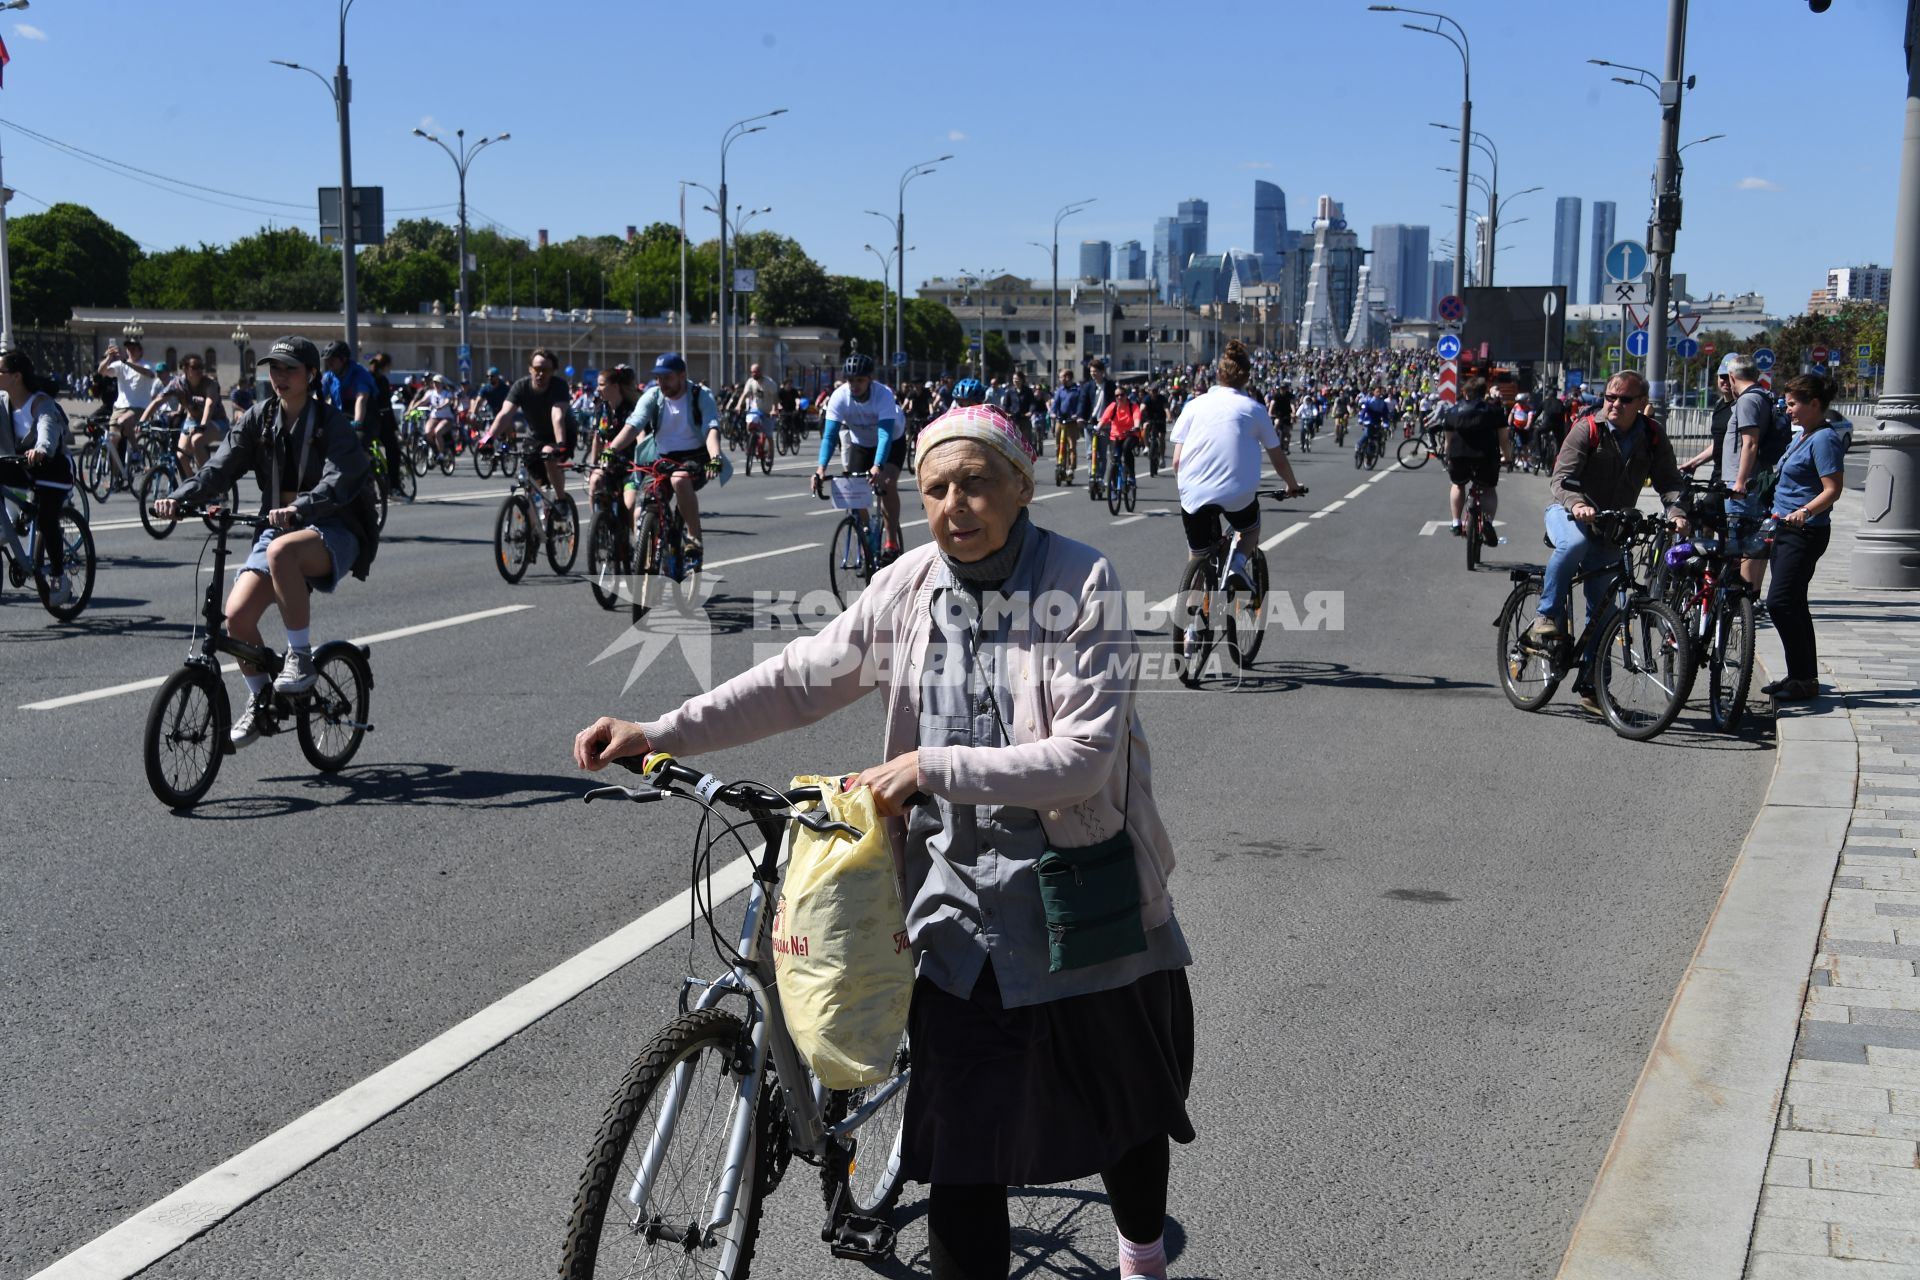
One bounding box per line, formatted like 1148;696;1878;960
1436;334;1462;360
1626;329;1652;358
1753;347;1776;372
969;337;982;352
1858;344;1874;362
1436;294;1467;324
457;343;472;361
1675;337;1699;359
1604;239;1649;283
1566;369;1585;388
459;355;473;382
892;350;909;366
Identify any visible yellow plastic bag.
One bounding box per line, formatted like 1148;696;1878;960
771;776;913;1090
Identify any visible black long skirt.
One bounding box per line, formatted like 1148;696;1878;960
898;963;1195;1187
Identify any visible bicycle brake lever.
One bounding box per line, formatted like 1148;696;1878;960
584;784;664;804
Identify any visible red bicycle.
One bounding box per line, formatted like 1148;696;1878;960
742;416;776;475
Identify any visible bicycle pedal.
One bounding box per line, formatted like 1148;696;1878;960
825;1215;895;1261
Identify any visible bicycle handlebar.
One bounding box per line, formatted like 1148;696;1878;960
585;751;928;835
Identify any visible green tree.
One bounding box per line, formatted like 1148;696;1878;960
130;245;222;311
10;202;140;324
983;331;1012;378
219;227;341;312
360;251;458;315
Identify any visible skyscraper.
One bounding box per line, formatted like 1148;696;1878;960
1369;224;1432;320
1253;181;1287;283
1152;217;1175;298
1114;241;1146;280
1431;260;1452;313
1176;198;1208;260
1552;197;1582;304
1079;240;1111;280
1587;201;1617;304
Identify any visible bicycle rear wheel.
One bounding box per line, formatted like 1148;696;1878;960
1396;436;1430;468
1707;590;1756;731
1124;477;1137;513
1224;549;1270;667
559;1008;766;1280
1172;555;1217;687
586;514;622;611
494;494;535;583
297;641;371;772
828;514;866;608
143;664;227;809
137;470;178;539
1466;503;1483;572
409;438;430;478
473;446;497;479
1496;580;1562;711
82;443;114;499
395;458;417;502
1594;598;1695;741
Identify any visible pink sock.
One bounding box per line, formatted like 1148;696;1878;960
1117;1230;1167;1279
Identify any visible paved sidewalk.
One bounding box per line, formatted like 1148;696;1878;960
1746;493;1920;1277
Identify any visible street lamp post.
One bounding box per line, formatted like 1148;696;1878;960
683;180;718;370
959;268;1003;378
413;127;508;387
732;205;770;381
862;244;900;369
270;0;361;350
1434;122;1501;283
230;325;249;389
1854;0;1920;587
718;109;785;390
0;0;23;348
1041;200;1095;385
895;155;952;372
1376;6;1471;297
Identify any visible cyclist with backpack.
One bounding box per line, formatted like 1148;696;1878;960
609;352;722;564
150;336;377;745
0;350;77;606
1722;355;1791;595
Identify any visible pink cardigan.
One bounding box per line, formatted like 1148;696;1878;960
640;531;1177;930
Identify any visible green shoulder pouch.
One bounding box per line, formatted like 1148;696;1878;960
1036;826;1147;972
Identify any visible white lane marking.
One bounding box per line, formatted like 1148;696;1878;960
1419;519;1505;537
18;605;536;711
1031;491;1070;502
703;542;820;569
1344;484;1371;500
1261;523;1306;550
88;488;508;536
763;491;812;501
29;848;763;1280
1309;500;1348;519
1112;514;1147;527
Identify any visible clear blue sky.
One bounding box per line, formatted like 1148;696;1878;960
1;0;1908;317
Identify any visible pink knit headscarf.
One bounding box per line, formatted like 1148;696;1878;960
912;403;1037;483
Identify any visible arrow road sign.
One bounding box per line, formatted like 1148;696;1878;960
1626;329;1652;358
1753;347;1776;372
1606;279;1651;305
1605;239;1649;282
1676;337;1699;359
1436;294;1467;323
1436;334;1462;360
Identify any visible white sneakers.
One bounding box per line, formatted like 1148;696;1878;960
230;701;261;749
274;649;317;695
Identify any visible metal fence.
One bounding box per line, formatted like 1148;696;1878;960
1664;399;1877;443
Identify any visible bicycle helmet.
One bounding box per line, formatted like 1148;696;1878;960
320;339;352;363
952;378;985;404
843;353;876;378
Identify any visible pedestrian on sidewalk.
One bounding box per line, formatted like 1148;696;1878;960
1762;373;1847;702
574;403;1195;1280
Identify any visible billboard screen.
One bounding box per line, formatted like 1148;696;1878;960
1459;286;1566;364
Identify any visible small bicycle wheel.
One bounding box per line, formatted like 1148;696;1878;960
296;642;371;772
1497;581;1562;711
395;459;417;502
438;445;457;476
1172;555;1217;688
409;440;430;478
586;514;622;611
820;1035;911;1217
546;494;581;573
34;506;96;622
828;514;865;608
82;443;115;499
1594;598;1695;741
143;664;227;809
1397;436;1430;469
1366;442;1380;471
1466;506;1483;572
559;1008;766;1280
1707;590;1757;731
494;494;535;583
137;470;178;539
473;446;497;479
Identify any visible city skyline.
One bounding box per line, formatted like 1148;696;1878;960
1553;197;1583;306
0;0;1904;324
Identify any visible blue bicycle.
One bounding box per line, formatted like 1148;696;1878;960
1105;437;1138;515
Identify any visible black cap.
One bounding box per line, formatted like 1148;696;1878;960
321;339;352;363
258;336;321;371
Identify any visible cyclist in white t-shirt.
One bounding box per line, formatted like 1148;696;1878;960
609;352;722;562
813;353;905;558
732;362;773;430
1170;341;1303;563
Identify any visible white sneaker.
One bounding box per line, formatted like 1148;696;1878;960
46;573;74;607
274;648;318;695
230;700;262;749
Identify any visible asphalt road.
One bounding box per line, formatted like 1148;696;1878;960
1;434;1772;1279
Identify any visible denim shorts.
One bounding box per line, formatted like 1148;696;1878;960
241;520;358;593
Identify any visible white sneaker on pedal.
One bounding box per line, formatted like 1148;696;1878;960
46;573;74;608
274;648;318;695
230;700;262;749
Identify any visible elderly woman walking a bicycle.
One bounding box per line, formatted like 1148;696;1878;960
577;403;1193;1280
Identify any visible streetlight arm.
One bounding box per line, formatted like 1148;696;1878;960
270;59;336;101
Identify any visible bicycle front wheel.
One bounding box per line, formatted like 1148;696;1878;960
828;514;865;608
143;664;227;809
1106;471;1123;516
1707;590;1757;731
473;446;497;479
547;494;580;574
297;641;372;772
35;506;96;621
1396;436;1430;468
494;494;535;583
1123;478;1137;513
1226;550;1269;667
82;443;114;499
1594;598;1695;741
586;514;621;611
137;470;178;539
560;1008;766;1280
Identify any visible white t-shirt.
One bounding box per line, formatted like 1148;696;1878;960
1171;385;1280;514
422;388;456;419
738;377;772;415
654;391;703;453
824;381;900;447
109;360;159;410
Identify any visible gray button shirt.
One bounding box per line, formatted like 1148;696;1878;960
904;526;1189;1010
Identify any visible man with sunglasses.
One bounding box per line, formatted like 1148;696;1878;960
1530;371;1689;686
502;348;576;504
141;354;226;474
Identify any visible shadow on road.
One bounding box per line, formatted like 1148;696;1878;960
861;1191;1198;1280
0;609;183;639
1181;658;1491;696
181;762;588;819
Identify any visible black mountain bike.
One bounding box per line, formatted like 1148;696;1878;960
585;461;636;612
1493;508;1695;741
141;506;374;808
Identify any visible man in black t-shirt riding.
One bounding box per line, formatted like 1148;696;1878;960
1445;376;1510;543
498;348;574;501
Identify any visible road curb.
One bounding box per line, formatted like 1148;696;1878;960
1556;629;1857;1280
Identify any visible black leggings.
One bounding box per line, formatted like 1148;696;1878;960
0;455;70;575
1767;523;1832;681
927;1135;1170;1280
